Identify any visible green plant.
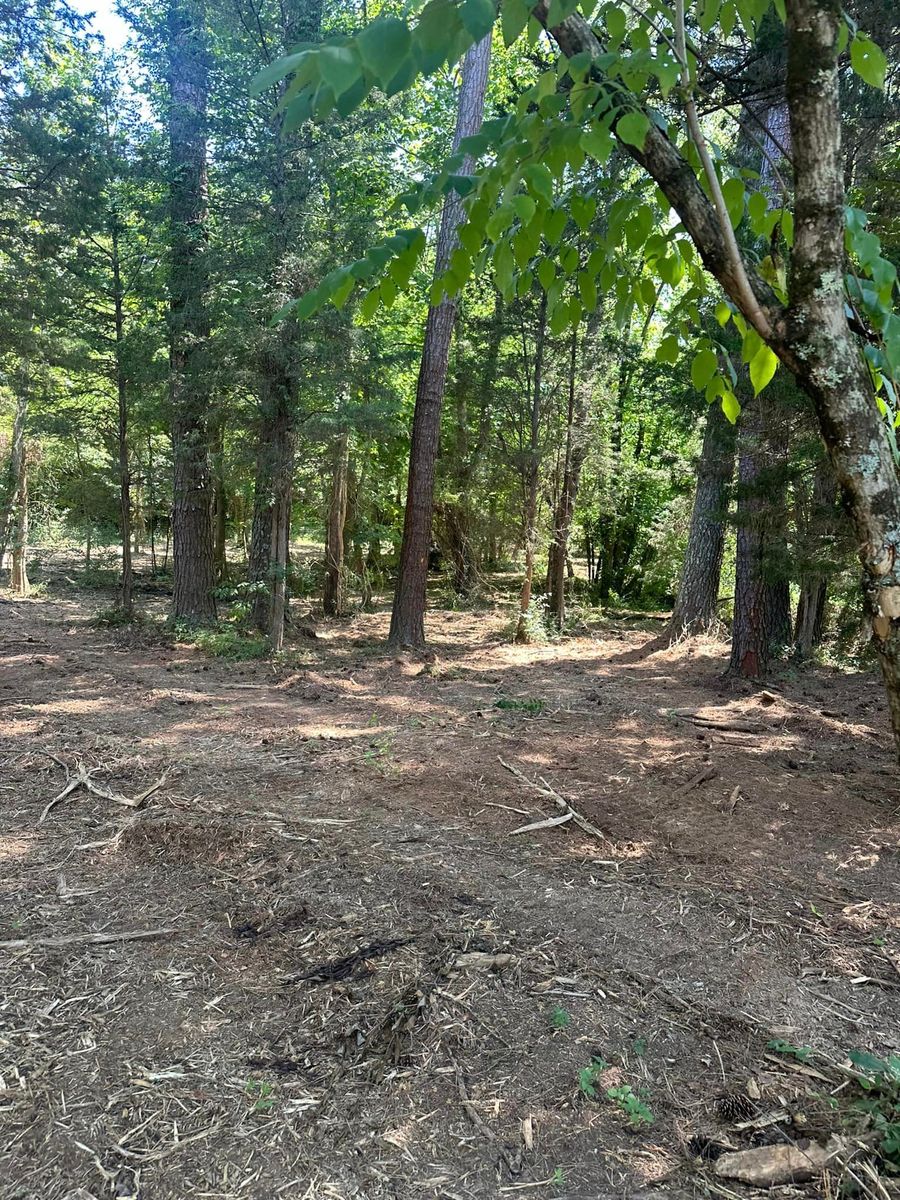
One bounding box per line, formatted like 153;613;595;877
847;1051;900;1171
171;621;270;661
550;1005;570;1030
245;1079;277;1114
578;1057;654;1127
549;1167;566;1186
93;605;141;627
606;1084;654;1128
767;1038;812;1063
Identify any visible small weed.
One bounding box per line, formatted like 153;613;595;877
93;605;141;628
606;1084;654;1128
494;695;545;715
578;1057;654;1128
846;1050;900;1171
245;1079;277;1114
549;1167;566;1186
550;1005;571;1030
767;1037;812;1062
632;1036;648;1057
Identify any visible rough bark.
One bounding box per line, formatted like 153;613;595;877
0;390;27;575
111;215;133;617
388;33;492;648
730;403;770;677
668;401;737;642
514;294;548;644
168;0;216;623
324;432;349;617
533;0;900;752
547;316;599;628
249;387;294;639
794;458;836;658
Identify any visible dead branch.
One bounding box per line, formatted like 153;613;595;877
38;755;168;823
0;927;176;951
499;757;606;843
673;765;717;797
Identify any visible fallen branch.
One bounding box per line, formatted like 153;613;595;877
509;812;573;835
499;757;606;843
39;755;168;823
668;708;771;734
0;927;176;951
450;1052;521;1176
672;764;717;798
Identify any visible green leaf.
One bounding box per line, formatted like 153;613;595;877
460;0;496;40
251;51;308;95
850;33;887;90
295;289;323;320
358;288;380;321
545;207;568;244
511;194;537;222
537;258;556;291
331;273;355;310
721;390;740;423
656;334;680;365
523;162;554;205
605;5;627;39
581;125;613;164
357;18;412;87
318;44;361;99
715;300;732;327
548;0;580;24
749;342;778;395
502;0;530;45
617;110;650;150
721;176;745;229
691;348;718;390
571;192;597;232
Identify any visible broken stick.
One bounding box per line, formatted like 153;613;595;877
498;757;606;843
39;756;168;823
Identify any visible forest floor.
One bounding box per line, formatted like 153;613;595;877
2;565;900;1200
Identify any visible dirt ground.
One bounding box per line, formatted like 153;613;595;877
2;572;900;1200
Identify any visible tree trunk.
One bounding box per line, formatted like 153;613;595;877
111;216;134;617
168;0;216;623
668;401;736;641
514;294;548;645
547;315;600;628
388;32;492;649
794;458;835;658
211;417;227;581
248;358;295;637
730;403;770;677
324;432;349;617
10;432;28;596
0;390;27;575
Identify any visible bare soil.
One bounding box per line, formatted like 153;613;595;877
2;575;900;1200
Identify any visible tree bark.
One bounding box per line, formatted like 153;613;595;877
514;294;548;644
794;458;835;658
168;0;216;623
211;417;227;581
533;0;900;752
388;33;492;649
0;390;27;576
324;431;349;617
547;315;599;628
111;214;133;617
249;384;294;640
668;401;737;642
730;403;770;677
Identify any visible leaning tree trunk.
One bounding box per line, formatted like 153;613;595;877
168;0;216;623
111;216;133;617
514;294;548;645
730;402;771;678
668;400;736;642
388;32;492;649
323;432;349;617
547;313;601;629
0;390;27;575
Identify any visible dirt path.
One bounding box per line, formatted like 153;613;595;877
2;590;899;1199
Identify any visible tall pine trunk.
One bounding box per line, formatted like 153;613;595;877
794;459;835;658
111;215;133;617
514;294;548;644
667;401;736;641
388;33;492;648
547;314;600;628
324;432;349;617
168;0;216;623
249;383;294;638
730;402;770;677
0;390;27;576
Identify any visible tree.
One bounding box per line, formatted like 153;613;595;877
388;33;492;648
667;400;736;642
168;0;216;622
